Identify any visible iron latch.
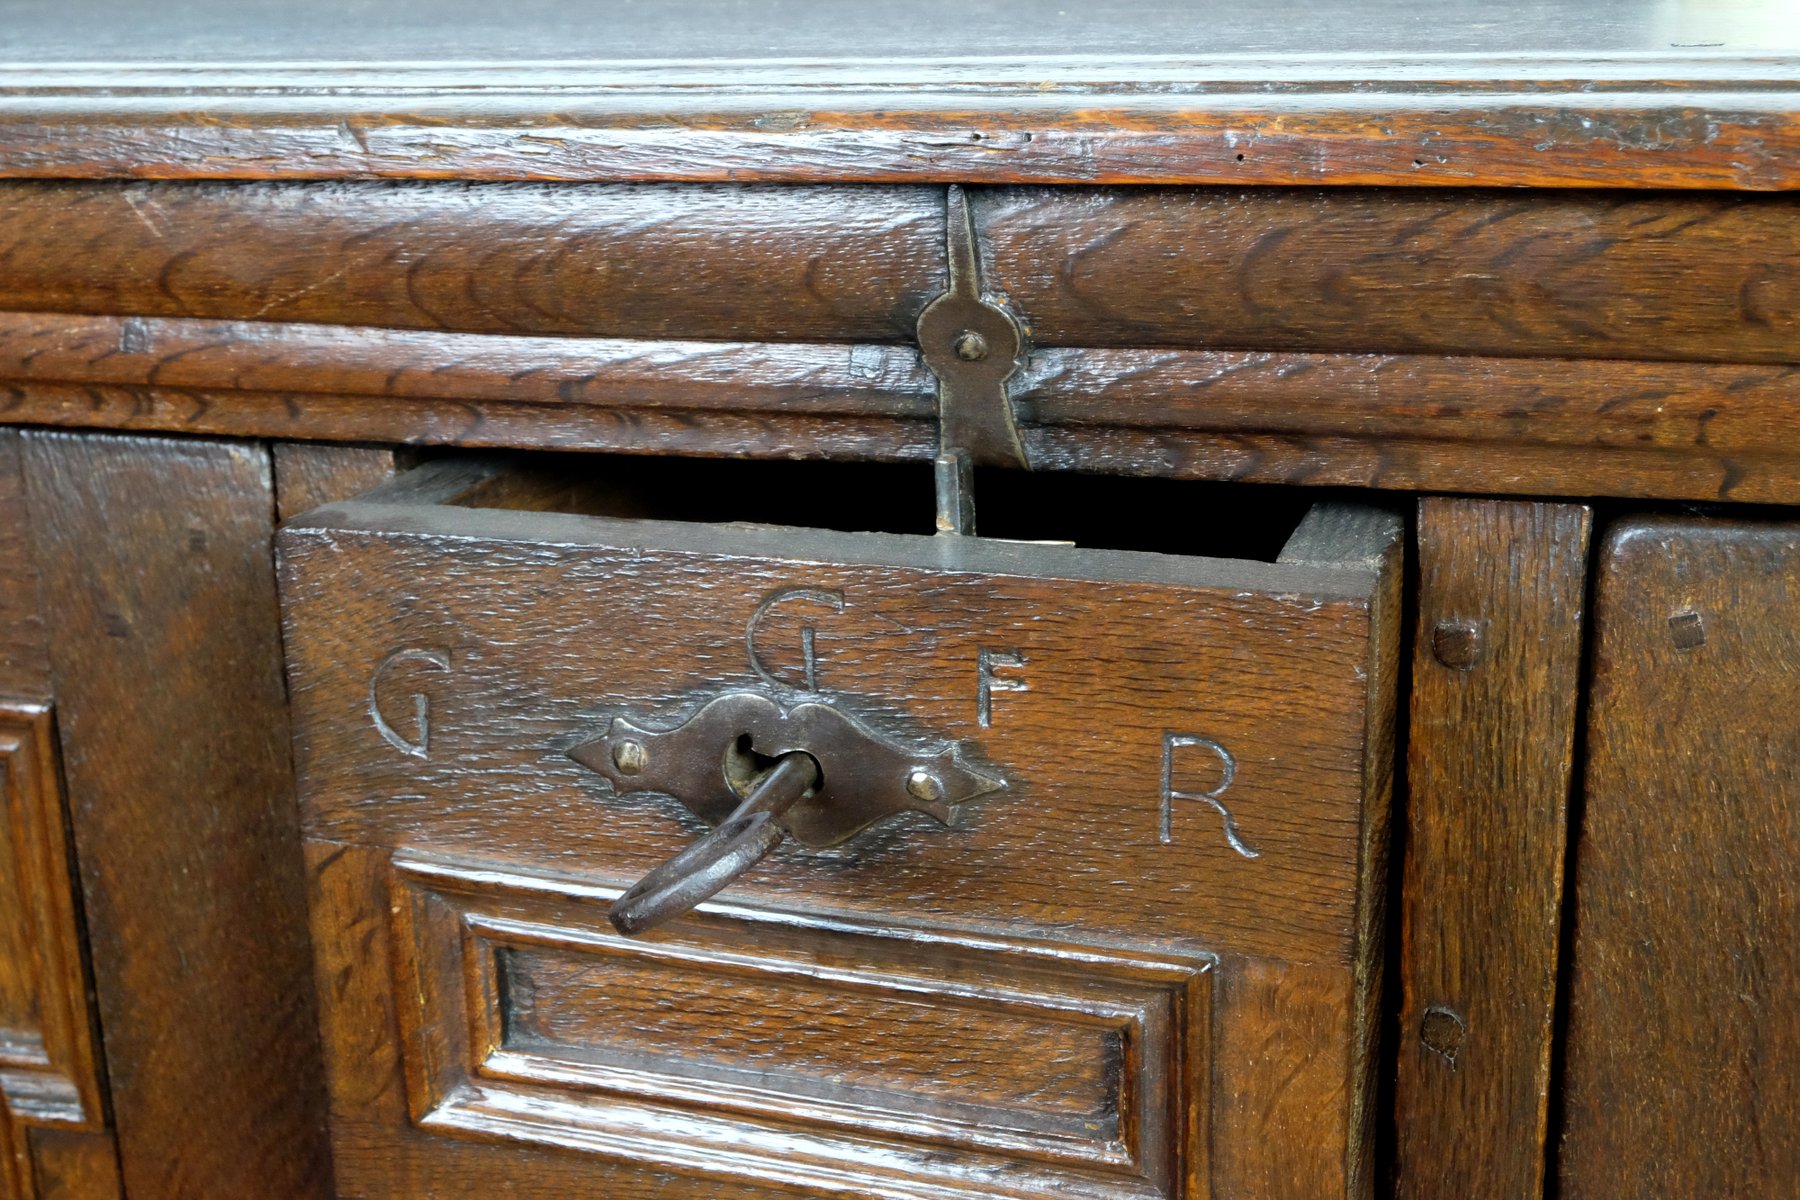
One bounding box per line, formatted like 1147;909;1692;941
916;185;1031;535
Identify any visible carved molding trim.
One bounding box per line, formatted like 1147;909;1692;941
0;701;106;1131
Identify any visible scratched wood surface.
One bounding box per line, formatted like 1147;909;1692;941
979;188;1800;365
0;183;944;342
0;0;1796;188
280;465;1401;1197
1557;516;1800;1198
1393;499;1591;1200
20;432;333;1200
2;183;1794;364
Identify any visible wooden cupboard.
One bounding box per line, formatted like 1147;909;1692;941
0;2;1797;1195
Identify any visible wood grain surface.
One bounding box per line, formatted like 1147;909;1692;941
0;183;944;342
0;1119;18;1200
0;313;934;418
1558;516;1800;1199
1393;499;1591;1200
23;1128;123;1200
281;474;1401;1197
8;313;1800;503
1016;349;1800;503
0;434;126;1200
19;432;332;1200
2;183;1793;364
272;443;400;524
393;855;1211;1200
980;187;1800;364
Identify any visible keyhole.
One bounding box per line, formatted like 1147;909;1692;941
722;733;822;800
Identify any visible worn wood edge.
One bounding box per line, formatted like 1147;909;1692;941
7;313;1800;412
1345;521;1402;1199
1278;504;1404;573
0;380;941;462
11;51;1800;90
12;388;1800;504
271;444;400;523
282;495;1386;602
3;312;1795;446
0;80;1798;188
0;315;935;414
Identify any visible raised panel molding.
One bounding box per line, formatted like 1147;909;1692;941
0;702;105;1131
390;855;1213;1200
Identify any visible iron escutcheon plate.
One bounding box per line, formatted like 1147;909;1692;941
567;691;1005;849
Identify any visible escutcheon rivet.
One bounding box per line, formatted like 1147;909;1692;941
905;769;944;801
953;331;989;361
612;739;648;775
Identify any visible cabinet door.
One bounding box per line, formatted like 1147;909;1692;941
1560;517;1800;1198
279;461;1402;1199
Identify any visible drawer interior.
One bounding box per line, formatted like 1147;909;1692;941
400;450;1321;561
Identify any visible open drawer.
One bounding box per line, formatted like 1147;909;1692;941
277;459;1401;1200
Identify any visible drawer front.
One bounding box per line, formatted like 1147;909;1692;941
279;468;1400;1199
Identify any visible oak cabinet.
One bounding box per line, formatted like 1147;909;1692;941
0;3;1798;1196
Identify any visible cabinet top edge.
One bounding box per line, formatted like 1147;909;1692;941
6;1;1800;191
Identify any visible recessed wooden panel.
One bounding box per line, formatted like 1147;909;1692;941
280;466;1400;1198
1558;517;1800;1198
0;703;104;1131
393;857;1209;1200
